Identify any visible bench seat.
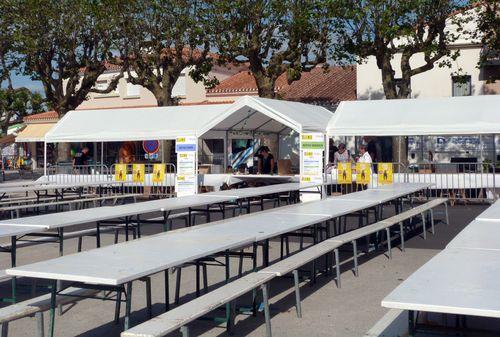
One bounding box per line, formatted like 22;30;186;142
122;272;274;337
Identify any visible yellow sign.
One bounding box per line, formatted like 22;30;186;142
132;164;145;183
337;162;352;184
356;162;371;185
377;162;393;185
152;163;165;183
115;164;127;181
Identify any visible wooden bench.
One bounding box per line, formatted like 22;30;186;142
121;272;275;337
0;287;98;337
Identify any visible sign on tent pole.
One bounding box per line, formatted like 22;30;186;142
300;133;325;184
175;136;197;196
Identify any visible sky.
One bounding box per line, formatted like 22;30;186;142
8;74;44;94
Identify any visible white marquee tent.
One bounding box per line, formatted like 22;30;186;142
201;95;333;134
326;95;500;136
45;104;232;143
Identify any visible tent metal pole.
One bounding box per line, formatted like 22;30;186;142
43;141;47;177
101;141;104;171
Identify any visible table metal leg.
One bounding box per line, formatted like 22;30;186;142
124;282;133;330
421;212;427;240
335;248;341;288
386;228;392;259
47;280;57;337
399;222;405;252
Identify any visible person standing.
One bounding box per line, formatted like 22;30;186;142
333;143;351;165
257;146;276;174
358;144;372;164
73;147;90;166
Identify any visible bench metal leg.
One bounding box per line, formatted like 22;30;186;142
421;213;427;240
145;277;152;318
399;222;405;252
334;248;341;288
175;268;182;304
164;269;170;312
293;270;302;318
36;312;44;337
352;240;358;277
430;209;435;235
261;283;272;337
0;322;8;337
180;326;190;337
124;282;133;330
386;228;392;259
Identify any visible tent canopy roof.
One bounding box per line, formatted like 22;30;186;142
327;95;500;136
201;96;333;135
45;104;231;142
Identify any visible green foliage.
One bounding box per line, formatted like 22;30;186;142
0;88;45;135
330;0;472;99
475;0;499;80
114;0;215;105
209;0;332;98
7;0;122;114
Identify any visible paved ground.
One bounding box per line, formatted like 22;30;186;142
0;196;487;337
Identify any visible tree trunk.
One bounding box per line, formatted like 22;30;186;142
379;57;408;165
253;72;276;99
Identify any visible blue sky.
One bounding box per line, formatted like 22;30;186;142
5;74;44;94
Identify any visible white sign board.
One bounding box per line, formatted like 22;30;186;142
300;133;325;184
175;136;197;196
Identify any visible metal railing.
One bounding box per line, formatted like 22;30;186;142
46;164;111;184
406;162;498;203
110;163;176;197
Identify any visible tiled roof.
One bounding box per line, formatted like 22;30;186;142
207;65;357;104
23;111;59;122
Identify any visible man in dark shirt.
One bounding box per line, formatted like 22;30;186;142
73;147;90;166
257;146;276;174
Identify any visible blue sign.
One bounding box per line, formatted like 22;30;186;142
176;143;197;152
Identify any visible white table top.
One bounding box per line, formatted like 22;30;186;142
194;211;330;242
273;198;377;217
382;248;500;318
0;180;51;188
0;224;49;237
447;219;500;251
0;180;120;194
475;199;500;221
207;182;321;199
7;230;255;285
0;194;237;233
374;182;432;192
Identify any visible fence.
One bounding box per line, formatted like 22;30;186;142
325;161;498;203
325;162;409;195
46;163;177;198
406;162;498;203
110;163;176;197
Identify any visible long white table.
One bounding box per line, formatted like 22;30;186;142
382;248;500;319
475;199;500;221
382;198;500;336
446;219;500;251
